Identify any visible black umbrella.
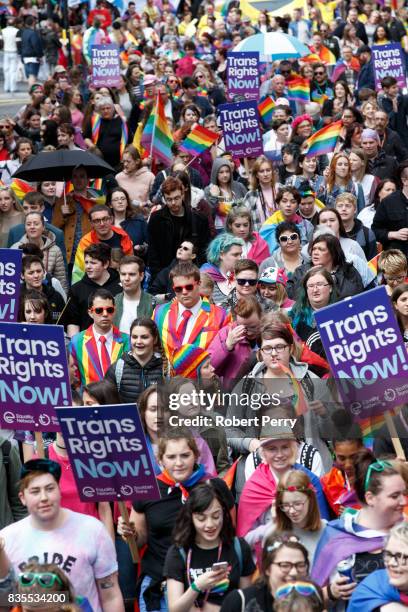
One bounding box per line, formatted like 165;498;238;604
12;149;115;182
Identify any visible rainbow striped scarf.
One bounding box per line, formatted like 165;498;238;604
91;112;128;160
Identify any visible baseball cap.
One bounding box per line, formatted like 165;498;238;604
259;267;288;286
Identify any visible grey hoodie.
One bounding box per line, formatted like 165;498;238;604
204;158;248;211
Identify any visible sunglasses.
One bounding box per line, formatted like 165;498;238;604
279;233;299;243
275;582;322;602
236;278;258;286
178;245;191;251
19;572;63;589
90;306;115;314
314;71;325;76
173;282;197;293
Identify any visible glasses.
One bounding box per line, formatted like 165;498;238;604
275;582;322;602
314;71;325;76
19;572;63;588
90;306;115;315
307;282;330;291
165;196;182;204
173;282;198;293
261;344;289;354
178;245;191;251
91;216;111;225
236;278;258;286
364;460;392;491
279;501;306;513
279;234;299;244
383;551;408;566
196;74;205;79
385;275;406;283
272;561;308;572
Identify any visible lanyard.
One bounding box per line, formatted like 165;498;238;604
187;541;222;607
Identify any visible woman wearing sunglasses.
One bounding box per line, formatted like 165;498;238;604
348;521;408;612
291;266;337;359
225;207;270;266
14;561;89;612
220;534;310;612
261;222;305;278
117;428;234;612
312;450;406;605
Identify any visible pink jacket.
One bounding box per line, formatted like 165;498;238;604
208;323;253;382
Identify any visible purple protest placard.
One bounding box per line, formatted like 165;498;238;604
372;43;406;92
315;286;408;417
227;52;259;101
91;44;121;88
0;249;22;322
0;323;71;431
218;101;263;158
57;404;161;502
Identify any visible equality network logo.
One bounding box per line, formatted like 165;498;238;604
3;411;15;424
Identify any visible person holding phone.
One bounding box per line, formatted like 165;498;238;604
164;482;255;612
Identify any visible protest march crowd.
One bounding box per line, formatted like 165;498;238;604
4;0;408;611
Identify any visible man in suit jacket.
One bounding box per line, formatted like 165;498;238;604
153;262;230;363
69;287;130;387
113;255;155;334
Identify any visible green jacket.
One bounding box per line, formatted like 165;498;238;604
0;438;27;529
113;291;154;329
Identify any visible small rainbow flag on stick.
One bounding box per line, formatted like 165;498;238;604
258;96;275;124
287;78;310;103
151;93;174;166
180;125;219;157
368;253;380;275
304;120;342;157
10;178;35;202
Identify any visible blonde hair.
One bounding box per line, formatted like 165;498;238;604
387;521;408;547
378;249;408;276
250;155;276;192
335;192;357;208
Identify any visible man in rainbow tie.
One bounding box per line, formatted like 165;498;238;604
153;262;230;364
69;287;130;387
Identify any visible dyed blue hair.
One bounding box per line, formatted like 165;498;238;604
206;233;244;266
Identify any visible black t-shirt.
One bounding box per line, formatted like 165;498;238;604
220;582;274;612
86;116;123;169
353;551;384;584
101;233;123;249
133;478;234;581
163;538;255;606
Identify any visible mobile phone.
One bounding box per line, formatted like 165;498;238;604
212;562;228;572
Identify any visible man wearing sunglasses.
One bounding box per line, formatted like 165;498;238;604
150;240;197;302
69;288;129;386
310;61;334;105
153;262;229;361
0;458;124;612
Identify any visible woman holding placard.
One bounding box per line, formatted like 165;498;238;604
117;428;234;612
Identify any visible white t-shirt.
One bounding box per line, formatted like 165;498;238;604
1;509;117;612
119;296;140;335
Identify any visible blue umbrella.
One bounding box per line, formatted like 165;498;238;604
234;32;310;60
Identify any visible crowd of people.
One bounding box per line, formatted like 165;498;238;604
2;0;408;611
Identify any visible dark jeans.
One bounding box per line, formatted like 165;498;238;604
115;536;138;610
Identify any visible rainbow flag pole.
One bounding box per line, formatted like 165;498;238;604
180;125;219;160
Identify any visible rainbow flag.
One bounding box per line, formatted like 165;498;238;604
138;105;155;151
302;53;321;64
180;125;218;157
318;45;337;66
151;92;174;166
368;253;380;275
304;120;342;157
258;96;275;124
10;178;35;202
287;78;310;103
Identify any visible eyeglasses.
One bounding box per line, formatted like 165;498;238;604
196;74;205;79
364;460;393;491
383;551;408;566
279;500;306;513
307;282;330;291
275;582;322;602
19;572;63;588
261;344;289;354
173;282;198;293
272;561;308;572
90;306;115;314
385;275;406;283
279;234;299;244
236;278;258;286
91;216;111;225
165;196;183;204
